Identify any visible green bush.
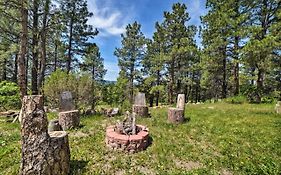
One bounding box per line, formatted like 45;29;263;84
0;81;21;111
224;95;247;104
44;70;96;109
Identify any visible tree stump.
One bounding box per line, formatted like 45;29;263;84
20;95;70;175
133;105;149;117
276;101;281;114
59;110;80;130
168;108;185;124
48;119;62;132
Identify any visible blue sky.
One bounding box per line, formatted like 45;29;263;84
87;0;208;81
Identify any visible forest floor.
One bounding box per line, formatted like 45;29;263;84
0;103;281;174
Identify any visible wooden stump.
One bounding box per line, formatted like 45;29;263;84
59;110;80;130
168;108;185;124
20;95;70;175
133;105;149;117
19;95;44;123
48;119;62;132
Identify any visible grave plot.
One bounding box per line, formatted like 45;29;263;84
132;92;149;117
58;91;80;130
168;94;186;124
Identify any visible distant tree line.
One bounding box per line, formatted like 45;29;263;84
113;1;281;106
0;0;280;110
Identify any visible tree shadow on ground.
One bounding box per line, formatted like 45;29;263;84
70;160;89;175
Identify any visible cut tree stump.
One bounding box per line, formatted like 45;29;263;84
59;110;80;130
20;95;70;175
168;108;185;124
133;105;149;117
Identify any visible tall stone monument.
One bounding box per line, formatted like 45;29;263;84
132;92;149;117
20;95;70;175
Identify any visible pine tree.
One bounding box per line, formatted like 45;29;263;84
114;21;147;104
59;0;98;73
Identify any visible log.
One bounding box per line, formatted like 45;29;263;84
20;95;70;175
48;119;62;132
59;110;80;130
168;107;185;124
132;105;149;117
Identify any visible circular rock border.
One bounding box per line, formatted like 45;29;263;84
105;125;149;153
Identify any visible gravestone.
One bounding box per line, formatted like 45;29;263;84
275;101;281;114
133;93;149;117
60;91;75;112
134;93;146;106
20;95;70;175
176;94;185;111
58;91;80;130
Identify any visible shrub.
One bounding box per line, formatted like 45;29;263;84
224;95;247;104
0;81;21;111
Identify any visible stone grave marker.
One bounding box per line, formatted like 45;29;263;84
176;94;185;111
133;93;149;117
60;91;75;112
134;92;146;106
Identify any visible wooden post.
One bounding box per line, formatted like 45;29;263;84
20;95;70;175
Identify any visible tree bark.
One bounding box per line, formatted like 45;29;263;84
59;110;80;130
13;54;18;83
168;58;175;104
233;36;240;95
222;48;227;99
18;0;28;98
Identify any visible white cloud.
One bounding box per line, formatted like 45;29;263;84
104;61;119;81
87;0;132;37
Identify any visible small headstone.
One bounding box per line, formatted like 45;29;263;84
176;94;185;111
134;93;146;106
60;91;75;112
275;101;281;114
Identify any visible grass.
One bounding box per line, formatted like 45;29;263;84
0;103;281;174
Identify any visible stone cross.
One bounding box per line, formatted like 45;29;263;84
176;94;185;111
60;91;75;112
134;93;146;106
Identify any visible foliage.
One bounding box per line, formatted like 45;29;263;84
0;81;20;110
224;95;247;104
43;70;95;109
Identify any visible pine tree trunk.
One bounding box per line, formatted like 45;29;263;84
66;17;73;73
233;36;240;95
222;51;227;99
168;59;175;104
256;68;264;103
31;0;39;95
38;0;50;94
18;0;28;98
13;54;18;83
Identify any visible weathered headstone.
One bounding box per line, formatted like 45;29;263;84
134;93;146;106
176;94;185;111
20;95;70;175
60;91;75;112
133;93;149;117
275;101;281;114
